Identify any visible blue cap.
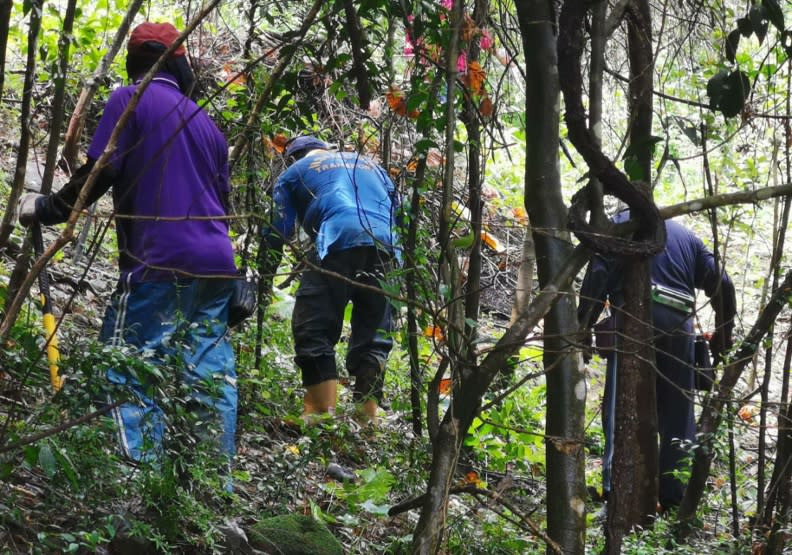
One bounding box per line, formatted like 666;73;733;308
285;136;329;158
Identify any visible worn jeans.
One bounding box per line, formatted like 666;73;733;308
100;277;237;464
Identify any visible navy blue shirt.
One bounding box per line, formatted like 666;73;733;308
578;215;736;332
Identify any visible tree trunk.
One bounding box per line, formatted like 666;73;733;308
605;263;658;552
517;2;587;553
0;0;43;249
0;0;13;101
412;1;464;551
605;0;658;549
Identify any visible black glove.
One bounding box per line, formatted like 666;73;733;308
17;193;43;227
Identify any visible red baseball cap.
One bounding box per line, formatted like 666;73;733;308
128;22;186;57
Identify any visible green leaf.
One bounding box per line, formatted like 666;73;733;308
414;138;436;153
360;499;390;516
624;157;644;181
452;232;476;249
721;70;751;118
763;0;784;31
706;70;751;118
725;29;741;63
736;17;753;37
749;5;769;44
53;447;78;489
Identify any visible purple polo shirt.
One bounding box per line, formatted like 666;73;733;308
87;74;237;282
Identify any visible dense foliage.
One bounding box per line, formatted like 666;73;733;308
0;0;790;553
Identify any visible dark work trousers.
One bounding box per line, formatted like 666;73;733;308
602;303;695;508
291;246;394;401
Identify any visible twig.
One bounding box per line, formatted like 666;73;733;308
0;400;123;454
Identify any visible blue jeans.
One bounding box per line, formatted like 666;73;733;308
100;277;237;464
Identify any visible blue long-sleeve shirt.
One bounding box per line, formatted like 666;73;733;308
263;150;401;260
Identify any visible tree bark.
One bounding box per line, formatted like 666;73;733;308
605;0;658;550
517;2;587;553
0;0;43;249
0;0;13;101
605;266;658;552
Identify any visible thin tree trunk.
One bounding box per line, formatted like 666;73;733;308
605;0;658;549
412;0;464;550
677;270;792;535
517;1;587;553
341;0;371;109
765;331;792;555
0;0;13;101
605;268;657;552
462;0;487;342
40;0;77;195
0;0;43;249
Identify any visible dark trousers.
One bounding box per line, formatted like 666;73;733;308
292;247;394;401
603;304;695;508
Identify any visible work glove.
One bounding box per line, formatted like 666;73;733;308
17;193;43;227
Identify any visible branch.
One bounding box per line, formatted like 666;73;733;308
61;0;145;170
604;0;630;36
0;400;123;454
342;0;371;109
659;184;792;218
677;269;792;532
228;0;325;168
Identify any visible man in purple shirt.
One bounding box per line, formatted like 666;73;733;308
18;22;239;471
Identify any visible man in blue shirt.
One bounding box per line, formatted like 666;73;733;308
578;214;736;509
259;136;400;424
19;22;238;469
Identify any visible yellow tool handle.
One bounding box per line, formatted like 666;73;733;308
41;309;62;391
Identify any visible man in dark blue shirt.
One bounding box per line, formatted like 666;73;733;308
259;136;400;424
578;214;736;509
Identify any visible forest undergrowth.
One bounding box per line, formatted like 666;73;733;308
0;195;773;554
